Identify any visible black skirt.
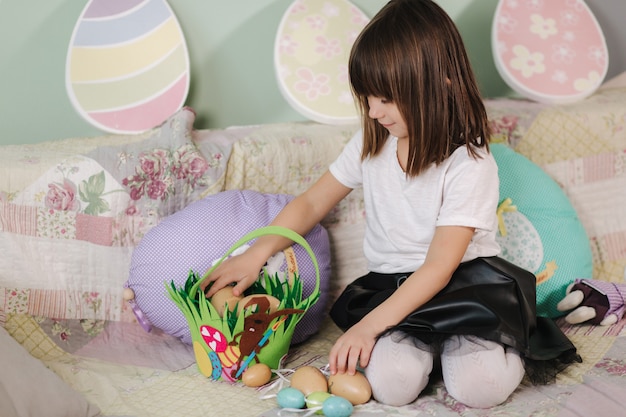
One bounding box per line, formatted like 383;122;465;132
329;256;581;384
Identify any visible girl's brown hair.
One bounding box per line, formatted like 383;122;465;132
349;0;491;177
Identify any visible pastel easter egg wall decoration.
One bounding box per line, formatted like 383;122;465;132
492;0;608;104
66;0;190;134
274;0;369;125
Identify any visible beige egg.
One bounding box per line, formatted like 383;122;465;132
328;372;372;405
209;286;243;317
122;287;135;301
290;366;328;396
241;363;273;387
236;294;281;316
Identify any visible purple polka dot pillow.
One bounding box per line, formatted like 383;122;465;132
126;189;331;345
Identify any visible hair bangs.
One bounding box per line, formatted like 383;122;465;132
349;12;404;103
349;51;394;103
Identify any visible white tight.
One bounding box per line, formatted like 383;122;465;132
364;332;525;408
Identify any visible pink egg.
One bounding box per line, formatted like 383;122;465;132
492;0;608;103
200;325;228;353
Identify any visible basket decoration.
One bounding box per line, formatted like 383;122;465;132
166;226;321;382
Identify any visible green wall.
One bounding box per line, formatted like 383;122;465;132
0;0;621;145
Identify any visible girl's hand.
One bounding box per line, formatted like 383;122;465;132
201;251;266;298
328;321;379;375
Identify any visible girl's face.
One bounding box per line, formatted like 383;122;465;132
367;96;408;140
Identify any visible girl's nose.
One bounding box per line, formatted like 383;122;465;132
368;103;381;119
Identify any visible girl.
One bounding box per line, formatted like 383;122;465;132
203;0;578;408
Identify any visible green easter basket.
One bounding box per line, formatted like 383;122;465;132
166;226;321;382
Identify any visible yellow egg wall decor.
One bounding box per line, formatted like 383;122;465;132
66;0;190;134
274;0;369;125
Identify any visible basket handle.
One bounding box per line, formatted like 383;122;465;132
188;225;321;302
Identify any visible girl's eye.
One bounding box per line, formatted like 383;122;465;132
367;96;392;106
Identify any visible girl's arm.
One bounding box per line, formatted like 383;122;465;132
203;171;351;297
329;225;475;375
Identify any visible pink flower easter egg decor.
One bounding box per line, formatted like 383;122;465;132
492;0;608;104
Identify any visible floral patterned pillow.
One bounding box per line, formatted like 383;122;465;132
0;107;230;324
79;107;228;242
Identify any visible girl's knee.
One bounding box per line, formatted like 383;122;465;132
364;333;434;406
441;335;525;408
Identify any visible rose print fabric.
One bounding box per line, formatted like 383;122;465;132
0;107;230;323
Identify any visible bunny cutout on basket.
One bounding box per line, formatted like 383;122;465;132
557;274;626;326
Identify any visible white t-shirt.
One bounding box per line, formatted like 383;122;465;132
329;130;500;274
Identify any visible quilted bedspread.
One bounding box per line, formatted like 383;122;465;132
3;311;626;417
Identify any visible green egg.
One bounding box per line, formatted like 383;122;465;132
306;391;332;414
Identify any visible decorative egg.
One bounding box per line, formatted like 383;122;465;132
274;0;369;125
217;344;240;368
122;287;135;301
327;372;371;405
305;391;332;411
207;351;222;380
209;286;243;317
277;387;306;409
199;325;228;353
322;395;354;417
236;294;281;316
241;363;273;387
66;0;190;133
290;366;328;396
192;341;221;379
496;208;543;273
492;0;608;103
